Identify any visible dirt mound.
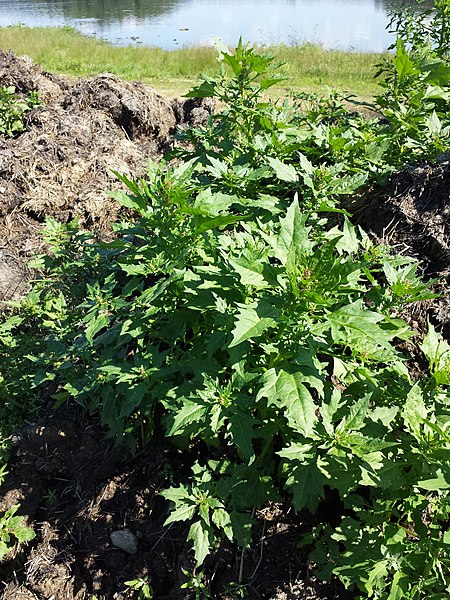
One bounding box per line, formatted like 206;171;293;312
172;96;216;127
0;250;31;302
63;73;175;142
347;160;450;271
0;52;212;303
0;50;68;101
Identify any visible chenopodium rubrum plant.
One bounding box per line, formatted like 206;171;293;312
0;85;40;137
17;165;436;575
375;0;450;165
387;0;450;60
157;193;436;567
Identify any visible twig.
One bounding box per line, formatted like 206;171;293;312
150;522;174;552
250;520;266;581
238;547;245;584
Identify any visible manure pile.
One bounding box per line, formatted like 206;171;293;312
0;50;212;301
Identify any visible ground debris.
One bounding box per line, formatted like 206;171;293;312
0;49;68;101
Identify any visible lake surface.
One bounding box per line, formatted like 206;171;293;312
0;0;423;52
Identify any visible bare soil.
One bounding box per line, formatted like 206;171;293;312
0;51;449;600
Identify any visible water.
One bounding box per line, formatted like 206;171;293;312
0;0;420;52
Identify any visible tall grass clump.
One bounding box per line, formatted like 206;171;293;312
0;26;220;80
274;42;383;94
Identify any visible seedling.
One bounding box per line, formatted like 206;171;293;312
0;505;35;560
124;576;154;599
181;568;211;600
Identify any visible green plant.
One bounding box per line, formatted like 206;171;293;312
1;17;449;600
372;0;450;167
388;0;450;59
43;488;58;504
0;504;35;560
224;581;248;598
124;576;154;599
0;308;42;484
375;39;450;164
181;568;211;600
306;367;450;598
161;463;236;566
0;85;39;136
0;463;8;487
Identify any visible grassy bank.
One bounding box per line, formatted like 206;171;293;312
0;25;384;98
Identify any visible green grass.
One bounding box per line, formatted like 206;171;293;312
0;26;384;99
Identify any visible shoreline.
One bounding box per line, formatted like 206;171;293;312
0;25;384;99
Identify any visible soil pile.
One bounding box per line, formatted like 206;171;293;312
0;50;68;102
0;51;213;302
0;406;348;600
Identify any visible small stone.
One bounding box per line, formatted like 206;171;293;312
110;529;138;554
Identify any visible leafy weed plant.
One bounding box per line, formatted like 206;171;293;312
124;576;154;599
0;86;39;137
1;6;450;598
0;505;35;561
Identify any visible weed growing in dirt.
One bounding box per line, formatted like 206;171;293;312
1;4;450;598
124;576;154;599
181;568;211;599
0;86;39;137
0;504;35;560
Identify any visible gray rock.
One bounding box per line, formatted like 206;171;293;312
110;529;138;555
